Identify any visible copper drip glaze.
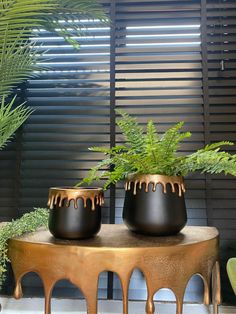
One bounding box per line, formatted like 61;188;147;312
47;187;104;211
125;174;186;197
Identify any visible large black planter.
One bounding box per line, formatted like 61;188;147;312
123;174;187;236
47;187;103;239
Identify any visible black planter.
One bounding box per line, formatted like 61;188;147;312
123;174;187;236
48;187;103;239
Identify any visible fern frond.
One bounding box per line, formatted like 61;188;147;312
160;122;191;161
179;150;236;177
200;141;234;152
80;111;236;189
103;164;127;190
76;158;112;187
145;120;159;163
89;145;127;155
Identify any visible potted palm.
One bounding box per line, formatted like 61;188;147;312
0;0;107;291
78;110;236;236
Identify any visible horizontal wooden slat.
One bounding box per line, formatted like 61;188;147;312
0;0;235;303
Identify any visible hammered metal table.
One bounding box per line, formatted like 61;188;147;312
8;224;221;314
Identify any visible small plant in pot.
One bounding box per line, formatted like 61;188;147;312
78;110;236;236
47;187;104;239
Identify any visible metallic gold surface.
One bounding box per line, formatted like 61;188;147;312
8;225;221;314
47;187;104;210
125;174;186;196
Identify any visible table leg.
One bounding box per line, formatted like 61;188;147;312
45;293;52;314
11;268;24;300
203;277;210;305
174;287;185;314
120;275;130;314
212;261;221;314
43;279;54;314
14;278;23;299
85;280;98;314
145;294;155;314
176;296;183;314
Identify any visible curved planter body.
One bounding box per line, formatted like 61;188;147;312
123;175;187;236
48;187;103;239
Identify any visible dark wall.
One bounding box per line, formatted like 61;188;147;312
0;0;236;304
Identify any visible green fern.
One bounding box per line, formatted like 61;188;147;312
195;141;234;152
159;122;191;161
78;111;236;189
76;158;112;187
180;147;236;176
116;109;145;154
145;120;159;164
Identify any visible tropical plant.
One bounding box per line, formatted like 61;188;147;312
0;0;107;149
0;96;33;150
78;110;236;189
0;208;49;287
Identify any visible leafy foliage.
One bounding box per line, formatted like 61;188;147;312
78;110;236;189
0;0;107;148
0;0;107;97
0;208;49;288
0;96;33;150
116;109;145;154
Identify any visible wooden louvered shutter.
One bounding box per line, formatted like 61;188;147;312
0;0;236;303
113;0;206;301
1;3;111;297
205;0;236;302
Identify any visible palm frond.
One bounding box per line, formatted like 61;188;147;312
0;0;107;149
0;0;108;48
0;28;43;98
0;95;33;150
0;0;108;96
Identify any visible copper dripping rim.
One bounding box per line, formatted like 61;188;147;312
49;186;103;192
48;186;104;210
125;173;186;196
126;173;184;181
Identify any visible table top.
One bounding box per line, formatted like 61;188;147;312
9;224;219;249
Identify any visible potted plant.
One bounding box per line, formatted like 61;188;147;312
0;0;108;241
47;187;104;239
78;110;236;236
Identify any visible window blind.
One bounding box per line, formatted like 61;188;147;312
1;5;111;298
0;0;235;304
206;0;236;302
112;0;207;302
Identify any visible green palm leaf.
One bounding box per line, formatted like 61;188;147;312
0;27;43;98
0;0;107;148
0;95;33;150
0;0;107;96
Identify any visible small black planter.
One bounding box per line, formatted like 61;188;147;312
47;187;103;239
123;174;187;236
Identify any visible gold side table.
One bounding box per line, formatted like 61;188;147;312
8;225;221;314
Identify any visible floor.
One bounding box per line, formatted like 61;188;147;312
0;298;236;314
